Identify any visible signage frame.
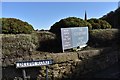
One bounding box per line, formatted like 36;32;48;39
61;27;89;52
16;59;53;68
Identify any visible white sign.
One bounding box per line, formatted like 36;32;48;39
61;27;88;52
16;59;53;68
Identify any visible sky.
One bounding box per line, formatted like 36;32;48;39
1;2;119;30
1;0;120;2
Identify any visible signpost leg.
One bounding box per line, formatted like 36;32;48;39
62;49;64;53
46;66;48;80
22;69;27;80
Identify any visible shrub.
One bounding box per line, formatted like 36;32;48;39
2;33;38;57
50;17;92;36
36;31;58;52
1;18;34;34
87;18;112;29
101;8;120;28
88;29;119;47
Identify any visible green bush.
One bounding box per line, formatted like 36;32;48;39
1;18;34;34
88;29;119;47
2;33;39;56
101;8;120;28
87;18;112;29
2;31;58;55
36;31;59;52
50;17;92;36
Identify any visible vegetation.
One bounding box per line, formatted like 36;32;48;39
87;18;112;29
100;7;120;46
88;29;119;47
2;33;38;56
2;31;59;55
50;17;92;36
49;17;114;51
36;31;58;52
101;7;120;28
1;18;34;34
50;17;112;36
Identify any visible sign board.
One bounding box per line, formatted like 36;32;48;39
61;28;72;49
61;27;88;52
16;59;53;68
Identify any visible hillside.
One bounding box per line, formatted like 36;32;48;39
101;7;120;28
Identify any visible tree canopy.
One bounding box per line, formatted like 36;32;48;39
50;17;92;36
87;18;112;29
101;7;120;28
1;18;34;34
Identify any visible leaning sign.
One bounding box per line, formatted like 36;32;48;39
61;27;88;52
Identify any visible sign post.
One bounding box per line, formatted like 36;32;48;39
22;69;27;80
46;66;48;80
16;59;53;80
